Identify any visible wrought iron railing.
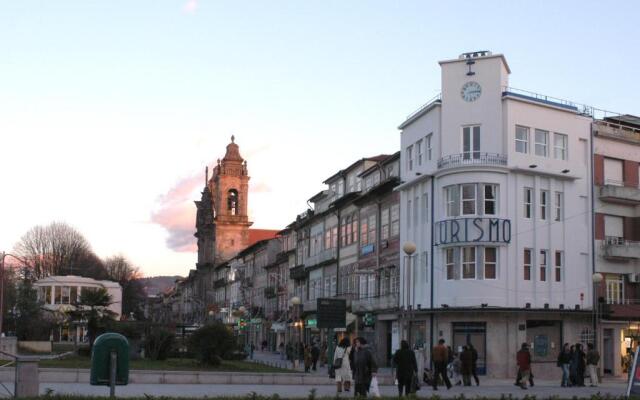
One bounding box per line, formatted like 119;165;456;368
604;236;640;246
437;152;507;169
404;93;442;121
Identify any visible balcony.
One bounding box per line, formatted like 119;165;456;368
304;248;338;269
602;237;640;260
437;153;507;170
352;293;399;313
601;300;640;320
594;120;640;145
599;180;640;205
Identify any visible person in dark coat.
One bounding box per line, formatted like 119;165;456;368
350;337;378;397
468;344;480;386
393;340;417;396
311;342;320;371
573;343;586;386
460;346;474;386
557;343;572;387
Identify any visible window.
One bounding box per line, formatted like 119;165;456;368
407;145;413;171
446;248;455;280
535;129;548;157
61;286;71;304
461;184;476;215
606;277;624;304
70;287;78;303
351;215;359;244
540;190;548;220
554;133;568;160
390;204;400;237
523;249;532;281
524;188;533;219
604;215;624;242
422;193;429;223
554;251;563;282
324;230;331;250
368;274;376;298
604;158;624;186
445;186;459;217
422;251;429;282
413;196;419;226
462;247;476;279
539;250;548;281
332;226;338;248
228;189;239;215
368;215;376;245
340;216;348;247
359;275;367;299
426;134;433;161
407;199;412;229
554;192;563;221
381;208;390;240
360;217;368;245
416;139;423;166
483;184;497;215
463;125;481;159
331;275;337;297
515;125;529;153
484;247;497;279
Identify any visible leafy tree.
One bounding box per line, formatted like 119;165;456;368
69;287;116;347
13;222;106;279
15;279;52;340
104;255;146;320
187;322;238;366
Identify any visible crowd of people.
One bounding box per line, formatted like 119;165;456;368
275;337;602;397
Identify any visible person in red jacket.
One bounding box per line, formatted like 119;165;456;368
516;343;532;390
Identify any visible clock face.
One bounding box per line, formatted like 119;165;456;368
461;81;482;102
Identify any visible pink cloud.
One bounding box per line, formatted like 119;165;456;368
151;173;202;253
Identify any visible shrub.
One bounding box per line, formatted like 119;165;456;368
187;322;238;365
143;328;175;361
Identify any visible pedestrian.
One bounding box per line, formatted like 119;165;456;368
586;343;600;387
333;338;352;393
557;343;572;387
573;343;586;386
304;345;312;373
449;351;462;386
569;344;577;385
516;343;532;390
351;337;378;397
431;338;452;390
279;342;285;360
469;343;480;386
321;342;328;367
311;342;320;371
393;340;418;397
460;345;474;386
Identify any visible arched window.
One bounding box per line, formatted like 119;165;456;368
228;189;239;215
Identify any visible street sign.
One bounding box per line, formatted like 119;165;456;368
364;313;376;327
317;298;346;329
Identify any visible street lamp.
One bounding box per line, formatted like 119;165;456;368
402;242;417;345
290;296;302;368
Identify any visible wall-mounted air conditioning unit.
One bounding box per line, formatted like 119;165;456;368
628;273;640;283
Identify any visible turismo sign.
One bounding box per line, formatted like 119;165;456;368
435;217;511;246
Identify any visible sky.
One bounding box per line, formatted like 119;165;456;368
1;1;638;277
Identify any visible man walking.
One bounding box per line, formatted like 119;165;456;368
351;337;378;397
469;343;480;386
586;343;600;387
431;339;452;390
517;343;532;390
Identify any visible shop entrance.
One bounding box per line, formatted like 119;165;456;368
603;328;614;375
452;322;486;375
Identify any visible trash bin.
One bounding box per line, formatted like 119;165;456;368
90;332;129;386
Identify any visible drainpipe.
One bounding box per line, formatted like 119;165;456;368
429;176;435;367
590;121;598;350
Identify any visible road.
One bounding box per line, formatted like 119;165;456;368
31;379;626;398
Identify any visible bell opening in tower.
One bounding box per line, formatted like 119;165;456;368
228;189;239;216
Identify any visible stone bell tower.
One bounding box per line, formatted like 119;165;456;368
206;136;252;264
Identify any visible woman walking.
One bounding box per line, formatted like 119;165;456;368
333;338;352;393
557;343;572;387
393;340;418;397
460;346;474;386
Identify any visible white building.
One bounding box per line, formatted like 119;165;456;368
398;51;594;378
35;275;122;342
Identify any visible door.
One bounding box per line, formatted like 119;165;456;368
603;329;614;375
452;322;486;374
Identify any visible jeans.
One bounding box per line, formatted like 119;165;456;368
561;364;570;386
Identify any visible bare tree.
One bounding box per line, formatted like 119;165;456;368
104;255;146;319
13;222;104;279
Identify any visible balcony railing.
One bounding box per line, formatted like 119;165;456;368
602;237;640;260
304;247;338;268
437;153;507;169
351;293;399;313
600;181;640;204
594;120;640;144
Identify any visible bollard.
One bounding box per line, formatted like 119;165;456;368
15;356;39;398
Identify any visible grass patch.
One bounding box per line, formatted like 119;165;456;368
39;356;292;373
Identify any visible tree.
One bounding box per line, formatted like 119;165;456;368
13;222;106;279
143;328;175;360
69;287;116;347
104;255;146;320
187;322;238;366
15;279;52;340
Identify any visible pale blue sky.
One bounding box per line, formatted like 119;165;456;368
1;1;637;276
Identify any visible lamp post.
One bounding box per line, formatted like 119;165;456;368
402;242;417;346
592;273;604;351
291;296;301;368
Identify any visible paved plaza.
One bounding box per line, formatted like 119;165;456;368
34;379;627;398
